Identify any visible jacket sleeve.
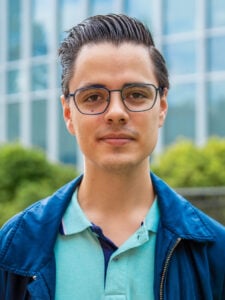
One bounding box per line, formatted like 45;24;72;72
0;213;31;299
0;269;31;300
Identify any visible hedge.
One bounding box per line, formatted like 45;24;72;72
151;137;225;188
0;143;78;226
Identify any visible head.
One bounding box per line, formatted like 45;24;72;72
58;14;169;99
58;14;169;173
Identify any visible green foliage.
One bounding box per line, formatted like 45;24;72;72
151;137;225;188
0;143;79;226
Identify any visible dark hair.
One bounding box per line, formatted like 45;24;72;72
58;14;169;97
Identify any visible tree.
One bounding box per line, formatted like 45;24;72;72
0;143;78;226
151;137;225;188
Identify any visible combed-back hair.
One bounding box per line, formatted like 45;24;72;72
58;14;169;97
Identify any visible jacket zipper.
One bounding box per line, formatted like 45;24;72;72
159;237;182;300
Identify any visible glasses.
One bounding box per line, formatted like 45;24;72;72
68;83;163;115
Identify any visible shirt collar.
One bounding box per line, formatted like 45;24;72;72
60;189;91;235
60;189;160;236
143;197;160;233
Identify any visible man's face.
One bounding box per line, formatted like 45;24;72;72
61;42;168;173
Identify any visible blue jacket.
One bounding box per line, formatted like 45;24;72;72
1;173;225;300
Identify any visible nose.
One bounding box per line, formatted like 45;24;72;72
104;91;129;124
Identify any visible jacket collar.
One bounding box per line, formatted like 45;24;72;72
0;175;83;276
151;172;215;242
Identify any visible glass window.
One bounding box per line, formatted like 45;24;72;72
207;80;225;137
163;40;197;75
7;102;20;141
7;0;22;61
207;0;225;28
7;69;21;94
164;83;196;145
58;0;86;41
31;99;47;149
31;0;54;56
163;0;196;34
124;0;155;32
207;36;225;72
89;0;114;15
31;64;49;91
57;64;62;89
0;72;3;95
58;102;76;164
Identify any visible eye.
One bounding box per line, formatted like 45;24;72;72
85;94;101;103
129;91;146;99
124;86;153;100
78;88;106;104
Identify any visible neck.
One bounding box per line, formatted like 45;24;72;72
78;161;155;215
77;161;155;246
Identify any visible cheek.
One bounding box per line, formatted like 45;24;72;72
144;111;159;129
72;118;95;148
139;113;160;145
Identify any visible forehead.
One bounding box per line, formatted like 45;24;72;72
69;42;157;89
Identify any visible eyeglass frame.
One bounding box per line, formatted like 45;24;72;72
67;83;164;115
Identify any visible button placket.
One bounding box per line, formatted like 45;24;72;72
105;253;127;296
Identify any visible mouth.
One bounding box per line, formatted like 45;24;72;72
99;133;135;146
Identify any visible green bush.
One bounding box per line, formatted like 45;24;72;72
0;143;79;226
151;137;225;188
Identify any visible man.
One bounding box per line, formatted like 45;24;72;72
0;14;225;300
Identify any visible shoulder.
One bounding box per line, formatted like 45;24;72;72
151;172;225;241
0;176;82;260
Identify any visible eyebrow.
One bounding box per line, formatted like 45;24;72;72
78;83;107;90
76;82;150;90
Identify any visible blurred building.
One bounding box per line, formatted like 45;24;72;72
0;0;225;168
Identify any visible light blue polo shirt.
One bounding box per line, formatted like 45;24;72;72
54;189;160;300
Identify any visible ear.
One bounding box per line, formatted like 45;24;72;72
158;88;168;128
61;95;76;135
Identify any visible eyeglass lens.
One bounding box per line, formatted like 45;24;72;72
74;85;157;114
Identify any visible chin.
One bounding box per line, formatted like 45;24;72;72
99;156;146;174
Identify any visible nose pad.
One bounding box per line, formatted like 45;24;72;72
104;91;129;124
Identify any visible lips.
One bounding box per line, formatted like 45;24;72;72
98;132;135;146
